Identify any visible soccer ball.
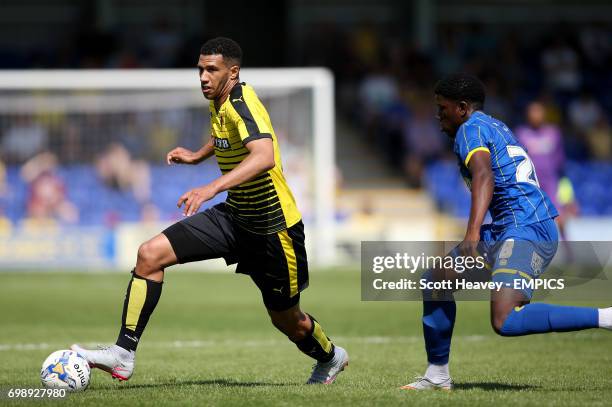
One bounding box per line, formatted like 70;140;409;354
40;350;90;391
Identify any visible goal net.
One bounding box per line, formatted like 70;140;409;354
0;69;335;269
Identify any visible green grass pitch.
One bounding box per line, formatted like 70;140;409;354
0;269;611;406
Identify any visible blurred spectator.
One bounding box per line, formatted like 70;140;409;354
538;91;564;125
56;119;83;164
148;112;181;161
282;140;312;220
515;102;565;208
541;38;581;95
358;67;399;118
358;65;400;150
568;90;602;133
141;202;161;223
379;96;411;168
338;197;388;256
20;152;79;225
515;101;577;240
95;143;151;203
402;99;445;188
1;116;48;163
585;117;612;161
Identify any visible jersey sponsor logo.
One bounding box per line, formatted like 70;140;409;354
214;137;231;150
231;96;244;103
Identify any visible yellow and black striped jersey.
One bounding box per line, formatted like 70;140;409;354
209;82;301;234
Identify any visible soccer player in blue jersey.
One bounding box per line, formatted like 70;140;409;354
402;73;612;391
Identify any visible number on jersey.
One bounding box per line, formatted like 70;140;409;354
507;145;540;187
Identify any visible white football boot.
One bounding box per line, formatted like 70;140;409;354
306;346;349;384
71;344;134;381
400;376;453;391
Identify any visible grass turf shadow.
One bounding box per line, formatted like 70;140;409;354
93;378;290;390
453;382;537;391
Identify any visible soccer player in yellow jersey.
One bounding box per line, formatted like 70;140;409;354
72;37;348;384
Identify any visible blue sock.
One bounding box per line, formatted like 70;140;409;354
421;270;456;364
423;300;456;364
499;303;598;336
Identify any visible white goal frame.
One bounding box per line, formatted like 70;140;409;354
0;68;336;266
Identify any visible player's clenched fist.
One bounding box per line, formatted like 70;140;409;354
177;185;218;216
167;147;199;165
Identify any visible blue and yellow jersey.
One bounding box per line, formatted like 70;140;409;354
209;82;301;234
454;111;558;229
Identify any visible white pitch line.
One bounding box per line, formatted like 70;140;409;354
3;331;607;353
0;335;489;352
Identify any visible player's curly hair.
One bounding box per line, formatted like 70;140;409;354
434;73;486;110
200;37;242;66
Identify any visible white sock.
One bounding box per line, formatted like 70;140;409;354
424;363;450;383
598;307;612;329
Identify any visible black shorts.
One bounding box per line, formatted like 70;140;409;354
162;203;309;311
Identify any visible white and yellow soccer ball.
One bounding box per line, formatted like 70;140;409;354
40;350;90;391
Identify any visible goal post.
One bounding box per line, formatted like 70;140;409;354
0;68;336;268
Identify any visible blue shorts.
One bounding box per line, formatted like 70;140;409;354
481;219;559;299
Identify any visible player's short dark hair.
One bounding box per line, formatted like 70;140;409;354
434;73;486;110
200;37;242;66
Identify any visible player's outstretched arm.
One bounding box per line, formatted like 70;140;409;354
167;137;215;165
459;151;493;256
177;138;275;216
